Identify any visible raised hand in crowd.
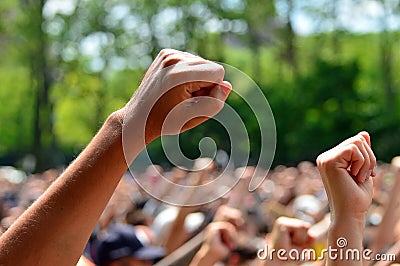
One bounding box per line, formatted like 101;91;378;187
316;132;376;266
213;205;245;229
369;158;400;258
189;222;237;266
259;216;314;265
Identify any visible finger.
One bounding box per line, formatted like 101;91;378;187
358;131;371;147
337;131;371;149
146;49;203;83
151;49;195;74
181;50;202;58
209;83;230;102
157;48;188;60
213;206;244;228
185;85;229;126
353;136;371;183
162;53;207;68
191;81;231;97
343;136;370;183
227;212;245;229
189;82;220;97
289;226;311;246
217;223;237;250
221;80;232;95
153;48;183;70
341;143;364;180
162;61;225;93
359;131;377;177
275;217;311;245
360;135;376;178
161;86;228;134
336;135;361;149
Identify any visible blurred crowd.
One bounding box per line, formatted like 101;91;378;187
0;156;400;266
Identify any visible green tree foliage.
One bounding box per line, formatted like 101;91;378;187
0;0;400;170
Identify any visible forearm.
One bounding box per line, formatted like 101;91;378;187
0;110;143;265
370;173;400;254
327;215;366;266
162;207;192;254
189;246;219;266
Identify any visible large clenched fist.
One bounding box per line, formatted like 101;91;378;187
123;49;231;146
316;132;376;218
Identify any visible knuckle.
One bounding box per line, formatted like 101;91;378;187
316;153;328;168
159;48;176;59
216;63;225;76
353;137;363;146
162;56;181;68
316;151;338;172
276;216;287;225
316;154;323;166
348;143;359;153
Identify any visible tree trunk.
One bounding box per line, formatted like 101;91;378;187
380;0;395;113
24;0;58;171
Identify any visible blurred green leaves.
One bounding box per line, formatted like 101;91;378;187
1;0;400;169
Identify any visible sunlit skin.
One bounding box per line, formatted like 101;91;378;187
317;132;376;266
0;49;231;266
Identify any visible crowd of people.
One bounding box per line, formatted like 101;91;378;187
0;155;399;265
0;49;398;266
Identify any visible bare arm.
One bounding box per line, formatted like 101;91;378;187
370;164;400;255
317;132;376;266
162;206;197;254
0;110;130;265
0;49;231;265
189;222;237;266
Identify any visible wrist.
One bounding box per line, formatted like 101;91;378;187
106;109;125;129
327;216;365;266
116;106;149;164
122;102;159;145
328;214;365;249
330;212;366;230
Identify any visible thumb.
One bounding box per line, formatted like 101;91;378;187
184;83;230;125
197;82;231;115
160;83;230;134
211;81;232;100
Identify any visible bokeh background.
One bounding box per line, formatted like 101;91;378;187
1;0;400;172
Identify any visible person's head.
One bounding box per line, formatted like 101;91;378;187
93;223;165;266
